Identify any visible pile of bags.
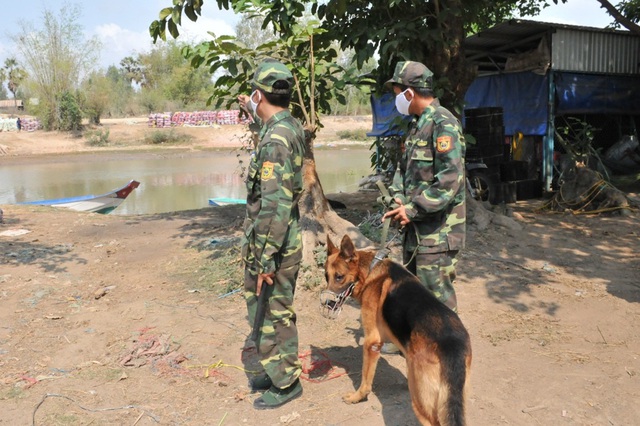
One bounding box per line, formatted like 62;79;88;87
147;110;252;128
0;117;41;132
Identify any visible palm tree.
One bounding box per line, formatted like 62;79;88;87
3;58;27;109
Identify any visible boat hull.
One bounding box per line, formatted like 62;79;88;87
21;180;140;214
208;197;246;207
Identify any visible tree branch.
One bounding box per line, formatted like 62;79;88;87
596;0;640;34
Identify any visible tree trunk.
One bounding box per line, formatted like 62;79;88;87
298;156;372;266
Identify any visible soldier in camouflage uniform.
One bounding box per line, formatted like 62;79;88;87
382;61;466;316
238;59;305;409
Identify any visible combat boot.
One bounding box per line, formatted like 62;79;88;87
253;379;302;409
249;372;272;391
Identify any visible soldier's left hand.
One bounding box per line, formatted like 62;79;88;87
383;205;411;227
256;273;275;297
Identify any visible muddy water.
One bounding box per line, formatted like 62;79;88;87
0;147;374;215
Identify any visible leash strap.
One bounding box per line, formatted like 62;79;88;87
375;180;393;248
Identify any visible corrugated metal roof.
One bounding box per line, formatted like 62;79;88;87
552;29;640;74
465;19;640;75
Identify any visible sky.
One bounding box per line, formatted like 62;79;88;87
0;0;617;71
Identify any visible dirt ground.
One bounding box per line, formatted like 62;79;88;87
1;118;639;425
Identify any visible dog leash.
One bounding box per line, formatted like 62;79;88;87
375;180;419;269
372;180;394;270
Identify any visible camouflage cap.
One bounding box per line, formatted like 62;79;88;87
384;61;433;89
251;59;294;95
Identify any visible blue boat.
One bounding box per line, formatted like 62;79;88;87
208;197;246;207
21;180;140;214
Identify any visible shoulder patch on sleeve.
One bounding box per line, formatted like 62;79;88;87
436;136;453;153
261;161;275;180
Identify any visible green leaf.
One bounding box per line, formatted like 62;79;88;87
159;7;173;20
184;4;198;22
168;19;180;39
172;6;182;26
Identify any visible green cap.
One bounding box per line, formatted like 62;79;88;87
384;61;433;89
251;59;294;94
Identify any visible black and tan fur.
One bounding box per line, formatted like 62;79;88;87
324;235;472;426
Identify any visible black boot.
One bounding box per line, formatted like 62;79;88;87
249;373;272;391
253;379;302;409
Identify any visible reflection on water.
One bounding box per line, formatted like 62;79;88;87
0;148;374;215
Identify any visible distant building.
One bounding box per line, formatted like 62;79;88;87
0;99;24;110
464;20;640;194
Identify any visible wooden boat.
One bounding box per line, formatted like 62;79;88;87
21;180;140;214
208;197;246;207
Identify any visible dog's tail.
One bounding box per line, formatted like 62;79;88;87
439;339;470;426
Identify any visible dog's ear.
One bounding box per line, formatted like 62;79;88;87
326;235;339;255
339;235;356;261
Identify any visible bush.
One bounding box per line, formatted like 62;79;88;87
336;128;371;141
85;129;110;146
145;128;192;145
58;91;83;131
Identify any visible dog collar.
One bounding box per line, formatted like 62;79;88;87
369;248;390;271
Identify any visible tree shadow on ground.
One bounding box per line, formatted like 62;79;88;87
306;343;420;426
463;204;640;310
0;215;87;273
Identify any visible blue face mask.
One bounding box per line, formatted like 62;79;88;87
395;89;414;115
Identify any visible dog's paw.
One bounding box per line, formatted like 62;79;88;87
342;391;366;404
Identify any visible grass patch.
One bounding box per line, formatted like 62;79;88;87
192;240;244;295
145;128;193;145
74;365;125;382
357;211;386;244
0;386;24;400
336;128;371;141
40;413;80;425
85;128;110;147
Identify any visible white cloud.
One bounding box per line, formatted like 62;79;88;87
91;13;237;69
179;16;236;42
523;0;612;28
94;23;154;68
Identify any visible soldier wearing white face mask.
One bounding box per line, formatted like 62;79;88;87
381;61;467;357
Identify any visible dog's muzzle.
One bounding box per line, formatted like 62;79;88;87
319;282;355;319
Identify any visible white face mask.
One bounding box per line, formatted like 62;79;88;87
395;89;414;116
249;90;261;115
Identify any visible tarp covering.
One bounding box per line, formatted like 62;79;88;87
367;92;411;137
464;71;640;137
555;72;640;114
464;71;549;136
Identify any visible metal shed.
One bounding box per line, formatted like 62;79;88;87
464;19;640;192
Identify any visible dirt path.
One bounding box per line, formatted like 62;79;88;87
1;196;639;425
1;117;639;425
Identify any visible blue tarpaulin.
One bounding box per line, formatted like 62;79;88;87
367;92;412;137
464;71;640;137
555;72;640;114
464;71;549;136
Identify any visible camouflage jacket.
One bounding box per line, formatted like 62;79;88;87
242;109;306;274
390;99;466;252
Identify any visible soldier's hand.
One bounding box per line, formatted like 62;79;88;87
238;95;250;113
383;204;411;227
256;273;275;297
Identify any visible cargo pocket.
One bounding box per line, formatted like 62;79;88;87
408;142;435;184
241;218;255;266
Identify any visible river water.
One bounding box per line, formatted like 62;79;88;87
0;147;375;215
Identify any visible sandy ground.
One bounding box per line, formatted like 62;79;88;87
0;116;373;157
1;118;639;425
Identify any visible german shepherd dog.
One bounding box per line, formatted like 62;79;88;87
323;235;472;426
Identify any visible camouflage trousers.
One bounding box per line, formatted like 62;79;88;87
244;263;302;389
403;248;460;312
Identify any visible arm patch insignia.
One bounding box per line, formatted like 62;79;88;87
261;161;275;180
436;136;453;153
